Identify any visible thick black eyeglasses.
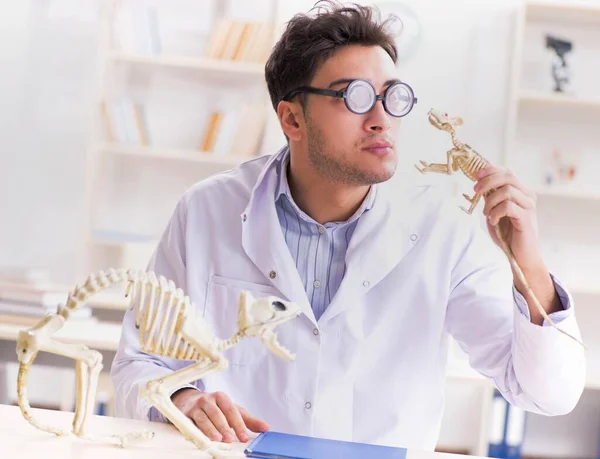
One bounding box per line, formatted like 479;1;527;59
281;79;418;118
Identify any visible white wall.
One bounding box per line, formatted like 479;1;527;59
0;0;100;284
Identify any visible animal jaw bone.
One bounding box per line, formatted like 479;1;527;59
124;273;301;456
234;291;297;361
415;109;585;349
15;268;155;446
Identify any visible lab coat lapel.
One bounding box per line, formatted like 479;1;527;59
241;153;317;326
319;185;418;325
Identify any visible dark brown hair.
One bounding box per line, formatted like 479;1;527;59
265;1;400;112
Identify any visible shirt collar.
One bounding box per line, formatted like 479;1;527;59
275;146;377;226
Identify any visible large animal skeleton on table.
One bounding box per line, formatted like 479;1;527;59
415;109;584;348
16;268;301;456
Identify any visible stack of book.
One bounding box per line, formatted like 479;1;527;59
100;99;150;147
200;102;268;157
0;278;93;327
204;19;274;64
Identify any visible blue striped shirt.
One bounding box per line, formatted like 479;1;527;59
274;149;376;321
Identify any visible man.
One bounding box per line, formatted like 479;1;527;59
110;1;585;451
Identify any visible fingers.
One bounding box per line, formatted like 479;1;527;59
474;166;537;227
476;167;536;198
482;184;535;220
184;391;268;444
238;405;270;433
191;407;223;442
215;392;249;442
487;200;527;227
197;395;235;443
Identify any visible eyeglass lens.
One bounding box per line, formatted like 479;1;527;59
346;81;413;116
347;81;376;113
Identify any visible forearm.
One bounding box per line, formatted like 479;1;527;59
513;259;562;326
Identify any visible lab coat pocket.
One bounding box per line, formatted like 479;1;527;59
203;275;282;367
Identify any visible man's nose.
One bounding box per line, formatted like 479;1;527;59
365;100;392;133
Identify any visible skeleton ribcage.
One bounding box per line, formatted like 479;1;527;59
128;274;204;361
459;146;490;181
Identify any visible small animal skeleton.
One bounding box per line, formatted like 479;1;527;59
16;268;301;456
415;109;584;348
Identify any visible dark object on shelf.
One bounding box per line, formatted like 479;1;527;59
546;34;573;93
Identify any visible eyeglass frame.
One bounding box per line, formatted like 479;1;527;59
280;79;418;118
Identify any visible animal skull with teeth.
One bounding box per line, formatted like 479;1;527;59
236;291;301;361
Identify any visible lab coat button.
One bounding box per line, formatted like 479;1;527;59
269;271;277;279
312;328;319;336
410;234;418;242
242;214;247;222
363;280;370;287
305;402;312;410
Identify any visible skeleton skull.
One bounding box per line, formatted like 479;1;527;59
428;109;463;132
237;291;302;361
16;330;37;366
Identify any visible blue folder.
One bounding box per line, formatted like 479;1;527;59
244;431;408;459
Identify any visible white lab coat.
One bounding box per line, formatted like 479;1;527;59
110;147;586;451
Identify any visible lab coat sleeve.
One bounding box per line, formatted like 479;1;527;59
110;196;202;422
445;216;586;416
513;274;573;325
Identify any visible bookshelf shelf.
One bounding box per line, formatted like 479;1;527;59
108;52;266;77
100;143;260;167
525;1;600;24
520;90;600;110
534;186;600;202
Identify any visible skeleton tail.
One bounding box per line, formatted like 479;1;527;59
17;359;69;435
58;268;142;320
493;226;586;349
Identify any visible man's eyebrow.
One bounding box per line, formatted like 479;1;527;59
327;78;402;88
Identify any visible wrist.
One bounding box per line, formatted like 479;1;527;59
171;387;202;407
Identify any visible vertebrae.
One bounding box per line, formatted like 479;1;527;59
58;268;139;320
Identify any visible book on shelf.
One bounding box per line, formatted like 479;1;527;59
113;2;161;55
0;282;92;321
101;99;150;147
204;19;274;64
199;103;267;157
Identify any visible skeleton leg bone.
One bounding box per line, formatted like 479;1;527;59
33;339;151;444
72;360;90;435
460;192;482;215
73;351;103;438
140;358;244;456
415;149;464;175
415;160;450;174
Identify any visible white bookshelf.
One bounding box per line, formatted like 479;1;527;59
520;89;600;110
100;143;261;167
499;1;600;458
82;0;286;273
535;186;600;202
108;52;266;77
525;1;600;24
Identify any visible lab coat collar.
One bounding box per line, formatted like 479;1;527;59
241;146;418;326
242;146;318;325
318;181;419;325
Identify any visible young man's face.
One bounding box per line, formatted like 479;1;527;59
302;45;403;186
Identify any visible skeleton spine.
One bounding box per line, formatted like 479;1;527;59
58;268;138;320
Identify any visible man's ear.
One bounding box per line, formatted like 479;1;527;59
277;101;304;142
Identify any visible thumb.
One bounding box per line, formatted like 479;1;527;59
237;405;270;433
